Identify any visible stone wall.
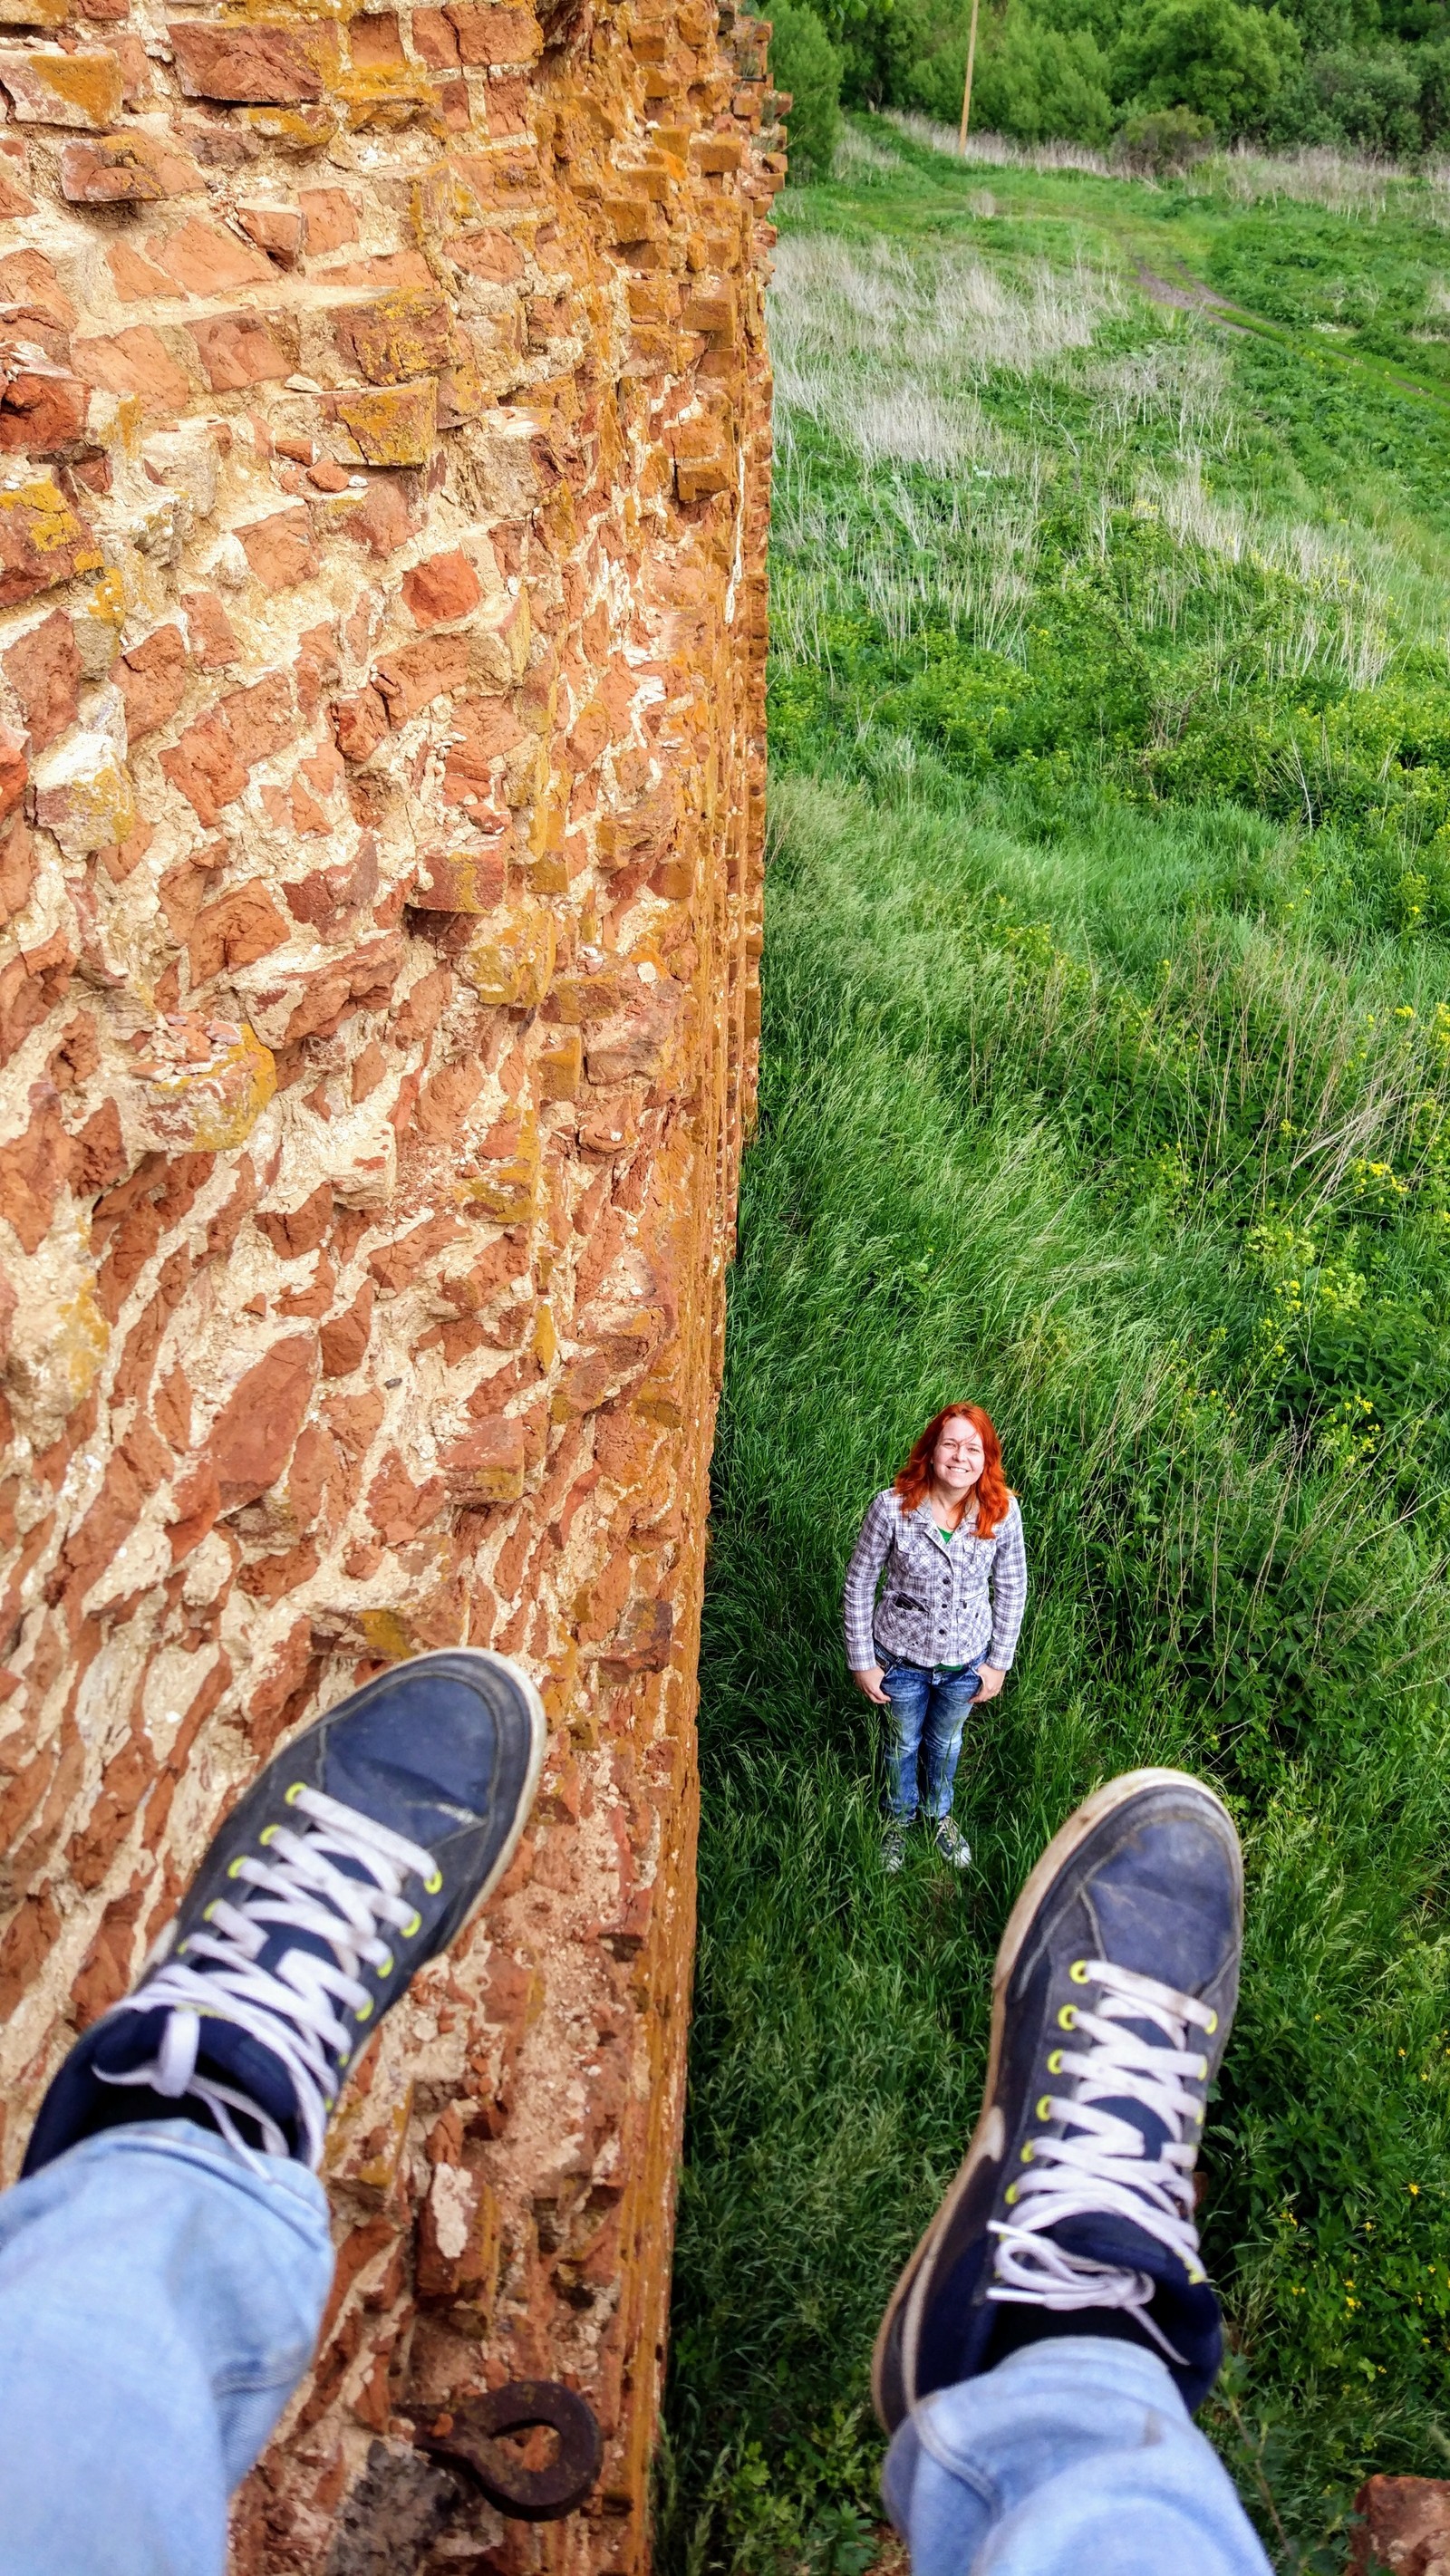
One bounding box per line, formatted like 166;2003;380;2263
0;1;777;2566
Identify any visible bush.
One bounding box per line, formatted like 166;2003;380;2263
875;0;974;119
769;0;845;179
1111;0;1302;134
1270;41;1426;151
894;33;971;121
972;10;1116;141
1113;100;1216;163
892;11;971;125
803;0;948;110
1413;34;1450;141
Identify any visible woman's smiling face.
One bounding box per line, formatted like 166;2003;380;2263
932;1416;984;1492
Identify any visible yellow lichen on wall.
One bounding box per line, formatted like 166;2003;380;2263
0;1;778;2566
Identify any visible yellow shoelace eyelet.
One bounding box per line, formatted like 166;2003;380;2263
259;1825;279;1847
1068;1960;1090;1984
203;1902;218;1923
423;1869;443;1896
401;1910;421;1937
1037;2095;1052;2120
1204;2011;1218;2035
1004;2183;1019;2205
374;1952;393;1978
1047;2050;1063;2075
227;1857;244;1878
1020;2141;1034;2163
1058;2004;1076;2030
285;1784;304;1805
355;1997;373;2022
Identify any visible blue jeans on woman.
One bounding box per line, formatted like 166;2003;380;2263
881;1655;982;1820
0;2126;1271;2576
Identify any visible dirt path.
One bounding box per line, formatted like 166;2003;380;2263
1129;245;1450;419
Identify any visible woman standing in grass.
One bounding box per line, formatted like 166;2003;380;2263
845;1404;1027;1874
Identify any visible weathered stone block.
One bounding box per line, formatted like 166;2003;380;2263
410;844;509;911
130;1015;277;1153
334;290;454;386
237;204;301;267
454;899;554;1007
0;351;86;458
0;475;102;606
5;611;80;750
61;131;201;203
536;1031;582;1099
331;381;438;468
169;23;339;104
0;45;122;127
117;624;188;742
440;1415;525;1502
446;3;544;63
1351;2475;1450;2574
72;327;191;415
189;314;295;394
401;546;480;626
32;723;134;858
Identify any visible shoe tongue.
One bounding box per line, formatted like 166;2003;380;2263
82;2003;304;2157
191;2015;305;2148
1049;2207;1194;2293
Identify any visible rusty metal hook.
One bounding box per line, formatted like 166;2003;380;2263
412;2380;604;2522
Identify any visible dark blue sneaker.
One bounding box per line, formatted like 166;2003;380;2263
872;1768;1242;2427
24;1649;546;2175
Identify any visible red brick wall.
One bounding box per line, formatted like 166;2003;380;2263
0;3;777;2566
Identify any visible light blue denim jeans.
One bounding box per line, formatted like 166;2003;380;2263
0;2130;1272;2576
0;2119;334;2576
884;2336;1272;2576
881;1655;982;1819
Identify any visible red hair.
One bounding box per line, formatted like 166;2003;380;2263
894;1404;1011;1539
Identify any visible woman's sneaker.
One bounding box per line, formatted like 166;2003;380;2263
934;1817;971;1869
882;1820;910;1873
23;1649;546;2176
872;1768;1242;2427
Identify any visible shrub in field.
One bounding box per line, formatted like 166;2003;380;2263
770;0;845;180
884;0;972;122
1113;101;1216;164
1110;0;1303;134
1270;42;1427;153
970;13;1117;143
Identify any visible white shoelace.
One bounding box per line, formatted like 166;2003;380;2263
988;1957;1216;2363
99;1786;439;2167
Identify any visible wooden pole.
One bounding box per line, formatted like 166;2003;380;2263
959;0;981;153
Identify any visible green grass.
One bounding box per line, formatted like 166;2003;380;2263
662;123;1450;2575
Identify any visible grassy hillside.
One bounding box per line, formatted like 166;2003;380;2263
662;126;1450;2576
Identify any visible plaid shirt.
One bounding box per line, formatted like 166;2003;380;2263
843;1488;1028;1674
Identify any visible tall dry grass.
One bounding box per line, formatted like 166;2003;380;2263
884;108;1122;178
